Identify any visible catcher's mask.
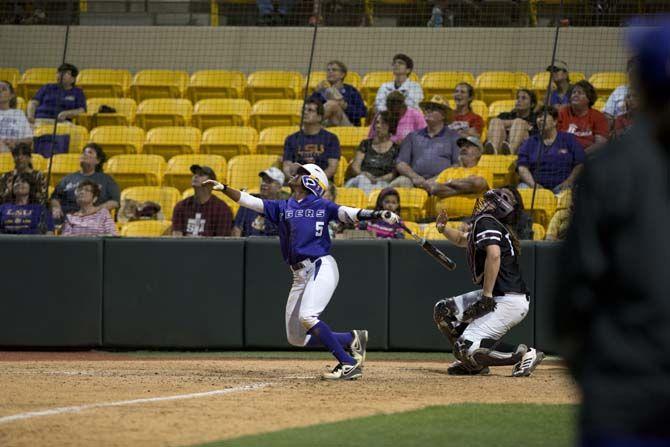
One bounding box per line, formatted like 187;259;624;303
473;188;517;220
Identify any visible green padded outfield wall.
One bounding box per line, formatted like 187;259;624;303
534;242;562;353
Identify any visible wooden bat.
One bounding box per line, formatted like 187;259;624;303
399;223;457;271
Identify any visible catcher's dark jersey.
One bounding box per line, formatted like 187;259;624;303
468;215;527;296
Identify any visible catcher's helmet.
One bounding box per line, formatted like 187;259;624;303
473;188;517;220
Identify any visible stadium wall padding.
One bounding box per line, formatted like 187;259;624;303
0;238;563;352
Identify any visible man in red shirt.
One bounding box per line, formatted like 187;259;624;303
557;80;609;152
448;82;484;138
172;165;233;237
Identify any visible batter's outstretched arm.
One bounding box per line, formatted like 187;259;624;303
337;206;399;225
202;180;264;213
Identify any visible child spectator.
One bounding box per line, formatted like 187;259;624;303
0;80;33;152
0;173;53;235
60;179;117;236
358;187;405;239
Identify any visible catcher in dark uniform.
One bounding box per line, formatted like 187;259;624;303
432;187;544;376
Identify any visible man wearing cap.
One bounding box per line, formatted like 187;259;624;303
391;95;460;189
26;63;86;125
374;54;424;112
231;167;285;237
171;165;232;237
426;136;490;198
546;60;572;107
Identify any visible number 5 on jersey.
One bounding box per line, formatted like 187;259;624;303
315;221;324;236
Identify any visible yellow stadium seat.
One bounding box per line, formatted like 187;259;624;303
135;99;193;131
182;188;240;218
48;153;82;187
333;156;347;187
531;71;585;99
368;187;427;222
588;72;627;99
89;126;145;157
435;166;494;190
335;187;367;209
129;70;189;102
81;98;137;128
477;155;518;188
594;97;607;112
17;68;56;99
475;72;531;105
327;126;369;160
120;186;181;220
434;194;479;220
402;221;420;235
306;71;362;93
532;223;546;241
227;154;282;191
556;189;572;210
34;124;89;154
105;154;166;190
192;98;251;130
164;154;227;192
256;126;298;156
186;70;246;102
16;97;26;111
488;100;517;123
77;69;131;98
246;71;304;103
447;99;489;123
142;126;201;160
0;68;20;88
200;126;258;159
423;225;447;240
421;72;476;99
249;99;303;131
360;71;420;105
518;188;557;227
121;220;172;237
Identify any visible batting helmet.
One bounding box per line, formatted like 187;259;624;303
297;163;328;197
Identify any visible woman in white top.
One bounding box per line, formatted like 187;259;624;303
0;80;33;153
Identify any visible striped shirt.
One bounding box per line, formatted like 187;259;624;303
61;208;117;236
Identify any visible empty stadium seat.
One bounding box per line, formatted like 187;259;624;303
518;187;557;227
306;71;362;92
164;154;227;192
475;72;531;105
142;126;201;160
256;126;298;156
333;156;348;187
135;99;193;131
360;71;420;105
81;97;137;128
246;71;303;103
335;187;367;209
181;188;240;217
421;72;476;98
227;154;282;190
531;71;585;99
200;126;258;159
120;186;181;220
249;99;303;130
48;153;82;187
477;155;518;188
191;98;251;130
33;124;89;154
594;97;607;112
186;70;246;102
532;223;546;241
488;100;517;123
121;220;172;237
77;69;131;98
130;70;189;102
0;68;20;88
588;72;627;99
368;187;427;222
0;153;15;173
105;154;166;190
17;67;56;99
423;221;465;240
327;126;369;160
89;126;145;157
433;194;479;220
402;221;420;235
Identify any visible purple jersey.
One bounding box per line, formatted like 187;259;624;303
263;194;340;265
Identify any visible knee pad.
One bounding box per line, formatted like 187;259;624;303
471;339;528;367
433;298;458;326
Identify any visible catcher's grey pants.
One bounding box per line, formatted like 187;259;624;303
452;290;529;355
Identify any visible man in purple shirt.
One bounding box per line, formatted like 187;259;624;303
309;60;367;127
27;63;86;124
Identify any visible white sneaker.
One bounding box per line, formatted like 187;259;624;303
350;330;368;364
322;362;363;380
512;348;544;377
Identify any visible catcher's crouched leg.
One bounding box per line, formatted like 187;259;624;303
433;298;460;344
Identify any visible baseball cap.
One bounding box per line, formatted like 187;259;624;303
190;164;216;180
259;166;285;185
457;136;484;151
58;63;79;78
546;59;569;72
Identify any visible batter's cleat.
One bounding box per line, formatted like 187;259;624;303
447;361;490;376
512;348;545;377
350;330;368;363
322;362;363;380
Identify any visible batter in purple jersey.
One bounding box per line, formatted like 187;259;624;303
205;163;399;380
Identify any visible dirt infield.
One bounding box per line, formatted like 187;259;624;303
0;352;579;447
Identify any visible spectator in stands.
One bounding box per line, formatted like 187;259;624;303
613;89;638;138
0;80;32;152
448;83;484;138
172;165;233;237
346;111;399;194
60;179;117;236
0;143;46;205
358;187;405;239
309;60;366;127
0;173;53;235
368;91;426;144
256;0;294;25
557;80;609;152
485;89;538;154
518;106;585;194
282;99;340;180
50;143;120;222
26;63;86;125
374;54;423;112
546;60;572;107
392;95;460;189
426;136;489;198
602;56;636;126
231;167;284;237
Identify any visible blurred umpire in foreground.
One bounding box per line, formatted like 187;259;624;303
556;20;670;446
